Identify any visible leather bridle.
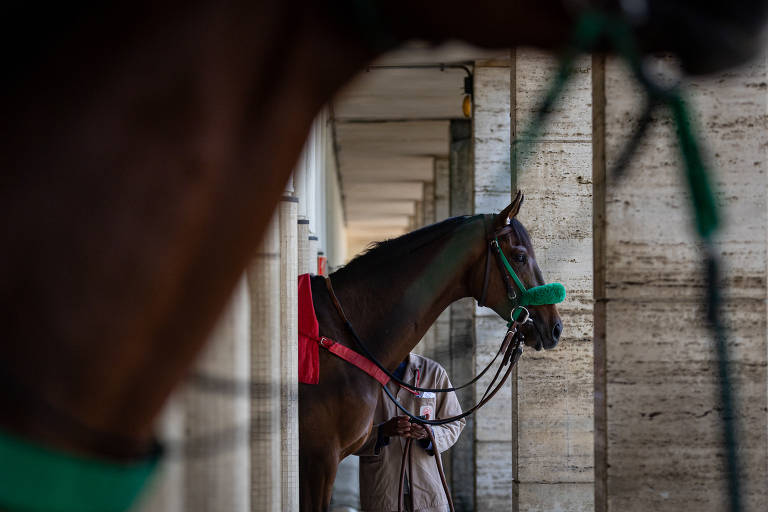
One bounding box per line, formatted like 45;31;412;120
478;220;522;309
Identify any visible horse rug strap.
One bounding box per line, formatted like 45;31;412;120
298;273;390;386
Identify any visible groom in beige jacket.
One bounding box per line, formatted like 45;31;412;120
356;353;465;512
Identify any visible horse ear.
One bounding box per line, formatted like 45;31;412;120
494;191;524;228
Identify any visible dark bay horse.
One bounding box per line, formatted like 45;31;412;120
299;194;562;510
0;1;580;463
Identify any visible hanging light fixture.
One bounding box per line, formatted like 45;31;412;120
365;63;474;118
462;74;473;118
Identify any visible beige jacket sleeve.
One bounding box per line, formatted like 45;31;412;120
428;367;465;453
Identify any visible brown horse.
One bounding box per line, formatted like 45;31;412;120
0;1;579;463
299;195;562;511
0;0;762;485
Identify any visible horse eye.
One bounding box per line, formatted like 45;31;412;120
514;253;527;264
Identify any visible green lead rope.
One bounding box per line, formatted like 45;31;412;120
0;429;159;512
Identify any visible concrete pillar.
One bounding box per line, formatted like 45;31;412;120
413;199;424;229
448;117;475;511
183;277;250;512
248;213;282;512
423;182;435;227
433;157;452;366
512;50;594;511
298;219;310;275
308;235;319;275
594;54;768;511
415;182;437;358
324;126;347;270
280;194;299;511
471;60;513;511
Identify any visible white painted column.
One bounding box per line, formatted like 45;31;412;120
471;59;514;511
183;278;250;512
595;53;768;511
513;49;594;511
324;123;347;269
297;219;310;275
308;235;319;275
248;213;282;512
280;192;299;511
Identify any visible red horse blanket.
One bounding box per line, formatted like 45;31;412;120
297;273;390;386
298;273;320;384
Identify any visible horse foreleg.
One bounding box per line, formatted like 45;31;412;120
299;446;339;512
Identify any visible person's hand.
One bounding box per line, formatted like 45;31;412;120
379;416;411;438
407;423;429;440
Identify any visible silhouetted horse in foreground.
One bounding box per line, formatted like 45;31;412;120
299;195;562;510
0;1;764;504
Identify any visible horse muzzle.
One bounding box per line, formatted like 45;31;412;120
521;310;562;351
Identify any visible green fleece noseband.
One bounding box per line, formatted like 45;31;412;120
519;282;567;307
0;429;159;512
493;237;566;321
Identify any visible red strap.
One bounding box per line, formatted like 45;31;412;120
301;333;390;386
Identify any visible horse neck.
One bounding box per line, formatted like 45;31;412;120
331;216;488;370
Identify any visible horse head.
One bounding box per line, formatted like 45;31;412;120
480;191;563;351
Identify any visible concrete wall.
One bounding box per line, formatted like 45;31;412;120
512;50;595;511
471;53;595;512
472;60;516;511
594;54;768;511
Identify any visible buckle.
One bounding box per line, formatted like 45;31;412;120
319;336;334;349
513;306;530;325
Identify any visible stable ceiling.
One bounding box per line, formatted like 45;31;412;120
333;42;506;257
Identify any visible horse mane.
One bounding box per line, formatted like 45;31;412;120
337;215;477;276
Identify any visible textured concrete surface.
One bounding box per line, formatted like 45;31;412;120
450;118;477;511
514;49;595;509
248;215;282;512
183;278;250;512
518;483;594;512
597;54;768;511
280;198;299;511
473;61;515;511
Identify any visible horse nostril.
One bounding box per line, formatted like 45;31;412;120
552;321;562;341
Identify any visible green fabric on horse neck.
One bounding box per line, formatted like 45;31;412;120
0;428;158;512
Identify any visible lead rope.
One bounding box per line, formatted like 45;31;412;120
398;426;455;512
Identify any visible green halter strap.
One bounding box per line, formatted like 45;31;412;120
0;428;159;512
492;237;567;324
494;237;528;294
